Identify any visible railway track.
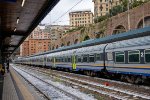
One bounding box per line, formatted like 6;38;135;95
12;66;89;100
13;64;150;100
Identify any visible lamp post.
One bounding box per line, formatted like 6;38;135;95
127;0;131;31
108;0;112;17
142;5;145;28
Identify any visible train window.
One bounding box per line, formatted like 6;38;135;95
56;57;59;62
115;52;125;63
63;57;65;62
51;58;53;62
47;58;49;62
58;57;62;62
78;56;82;62
89;54;95;62
83;55;88;62
48;58;52;62
44;57;46;61
68;57;71;62
56;58;58;62
60;57;63;62
128;50;140;63
96;54;101;61
145;49;150;63
65;57;68;62
107;52;113;60
56;58;59;62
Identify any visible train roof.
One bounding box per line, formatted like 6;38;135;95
106;35;150;50
21;26;150;58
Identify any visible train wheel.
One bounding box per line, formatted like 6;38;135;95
134;76;143;84
125;75;142;84
121;75;127;82
126;75;135;84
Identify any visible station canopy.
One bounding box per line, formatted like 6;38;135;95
0;0;59;58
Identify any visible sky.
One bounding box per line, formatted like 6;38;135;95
41;0;94;25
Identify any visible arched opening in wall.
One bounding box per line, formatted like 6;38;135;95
56;45;58;49
137;16;150;29
67;41;70;46
83;35;90;41
52;46;55;50
113;25;126;35
61;43;64;47
74;39;79;44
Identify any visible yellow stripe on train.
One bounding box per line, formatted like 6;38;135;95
53;63;150;69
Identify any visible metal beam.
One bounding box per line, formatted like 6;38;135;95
11;33;26;36
3;45;17;48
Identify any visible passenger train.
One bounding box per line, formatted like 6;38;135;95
14;35;150;84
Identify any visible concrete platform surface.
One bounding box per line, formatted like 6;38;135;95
2;66;37;100
2;72;19;100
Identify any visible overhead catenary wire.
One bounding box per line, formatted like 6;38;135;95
51;0;84;24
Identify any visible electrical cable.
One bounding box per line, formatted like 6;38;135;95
52;0;84;24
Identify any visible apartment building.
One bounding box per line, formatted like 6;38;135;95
20;26;50;56
45;25;72;42
69;10;93;27
28;39;50;55
93;0;120;17
29;27;50;39
20;38;29;56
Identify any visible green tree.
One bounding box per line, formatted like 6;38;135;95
110;5;123;16
131;0;144;8
94;15;108;23
121;0;128;12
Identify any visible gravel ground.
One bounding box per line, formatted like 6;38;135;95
13;64;150;100
12;64;96;100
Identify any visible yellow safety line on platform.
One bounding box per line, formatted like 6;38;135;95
10;67;35;100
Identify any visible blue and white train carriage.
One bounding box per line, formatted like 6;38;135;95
14;35;150;83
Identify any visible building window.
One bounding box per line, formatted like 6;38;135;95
100;5;103;11
106;8;108;11
128;50;140;63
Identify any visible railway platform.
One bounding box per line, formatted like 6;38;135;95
0;65;40;100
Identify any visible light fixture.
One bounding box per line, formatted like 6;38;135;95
17;17;19;24
14;28;16;32
21;0;26;7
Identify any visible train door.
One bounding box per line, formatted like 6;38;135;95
44;56;46;67
52;57;56;68
104;43;114;71
47;56;51;67
106;52;114;68
72;55;76;70
42;56;44;67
